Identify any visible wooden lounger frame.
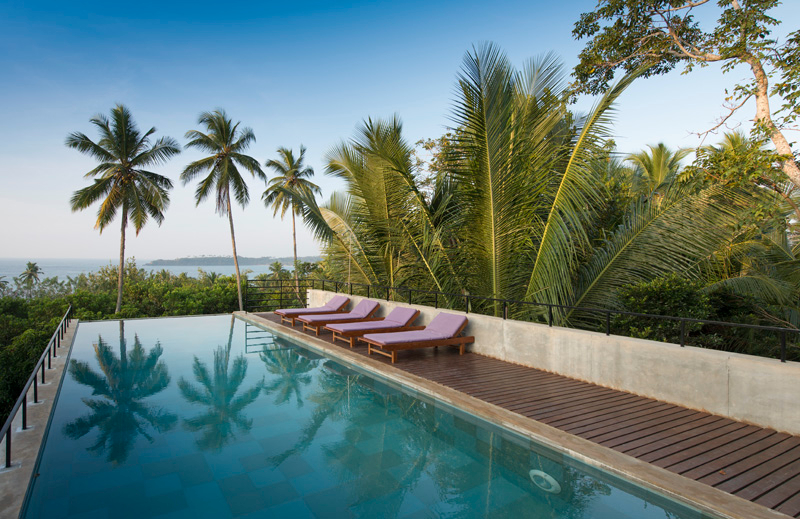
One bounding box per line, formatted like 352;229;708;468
324;309;423;347
359;319;474;363
298;306;381;336
276;308;347;327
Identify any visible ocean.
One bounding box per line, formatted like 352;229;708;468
0;258;287;281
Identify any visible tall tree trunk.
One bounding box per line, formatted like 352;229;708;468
292;208;300;301
227;193;244;311
116;212;127;314
746;55;800;189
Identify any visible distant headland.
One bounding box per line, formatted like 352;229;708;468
145;255;321;266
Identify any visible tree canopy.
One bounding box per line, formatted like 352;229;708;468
572;0;800;188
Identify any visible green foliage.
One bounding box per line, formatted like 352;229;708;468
611;274;714;344
572;0;800;188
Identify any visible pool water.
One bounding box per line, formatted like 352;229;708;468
23;315;714;518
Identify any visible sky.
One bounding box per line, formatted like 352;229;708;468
1;0;798;261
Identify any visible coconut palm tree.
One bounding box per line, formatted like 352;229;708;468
263;146;321;299
18;262;43;298
0;275;8;296
626;143;690;196
67;104;180;313
300;44;760;327
181;110;266;311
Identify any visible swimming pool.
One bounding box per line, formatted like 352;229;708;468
23;314;715;518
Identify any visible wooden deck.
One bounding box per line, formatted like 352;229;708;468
260;313;800;517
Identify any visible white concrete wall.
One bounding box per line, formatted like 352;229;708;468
306;289;800;435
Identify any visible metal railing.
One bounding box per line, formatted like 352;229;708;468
2;305;72;469
245;279;799;362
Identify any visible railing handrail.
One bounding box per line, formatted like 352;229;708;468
2;305;72;468
244;278;798;362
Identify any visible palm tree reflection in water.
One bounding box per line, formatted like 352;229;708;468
63;321;176;465
260;343;318;408
178;317;264;451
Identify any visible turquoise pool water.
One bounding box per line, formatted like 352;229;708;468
23;315;714;518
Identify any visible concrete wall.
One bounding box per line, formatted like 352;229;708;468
306;289;800;435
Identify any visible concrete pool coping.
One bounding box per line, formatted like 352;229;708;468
237;311;789;519
0;319;78;519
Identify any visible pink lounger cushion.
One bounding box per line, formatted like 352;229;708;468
362;313;467;345
327;307;418;333
275;295;349;316
299;299;379;323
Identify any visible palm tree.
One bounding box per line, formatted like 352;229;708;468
301;44;760;327
19;262;43;298
63;322;176;465
263;146;321;299
181;110;266;311
0;275;8;296
626;143;690;196
67;104;180;314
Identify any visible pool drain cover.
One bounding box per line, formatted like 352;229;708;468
529;469;561;494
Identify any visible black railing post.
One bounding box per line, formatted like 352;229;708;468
434;292;438;309
47;347;51;369
408;288;412;305
605;311;611;336
21;399;27;430
503;302;508;320
464;295;469;314
548;305;553;327
781;331;787;363
366;285;370;299
33;378;38;404
5;429;10;468
349;282;353;296
386;287;390;301
322;280;325;292
680;321;686;347
279;279;283;310
41;362;45;384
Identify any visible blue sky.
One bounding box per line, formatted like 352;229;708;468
1;0;798;261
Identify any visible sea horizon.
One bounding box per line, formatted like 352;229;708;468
0;257;293;280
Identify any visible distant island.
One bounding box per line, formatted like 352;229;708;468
146;255;321;266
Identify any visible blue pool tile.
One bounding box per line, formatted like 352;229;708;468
183;482;232;518
277;454;314;479
246;498;315;519
69;465;144;495
145;473;183;497
145;490;188;517
247;466;286;487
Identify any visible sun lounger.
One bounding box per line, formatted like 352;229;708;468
324;307;422;347
297;299;381;335
359;312;474;363
272;295;349;326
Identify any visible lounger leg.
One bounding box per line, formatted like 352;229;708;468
391;351;396;364
459;345;464;355
316;327;320;336
350;337;355;348
367;345;372;356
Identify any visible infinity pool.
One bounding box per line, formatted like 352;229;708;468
23;315;714;518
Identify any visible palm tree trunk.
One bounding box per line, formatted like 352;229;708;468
116;212;127;314
227;193;244;311
292;208;300;302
